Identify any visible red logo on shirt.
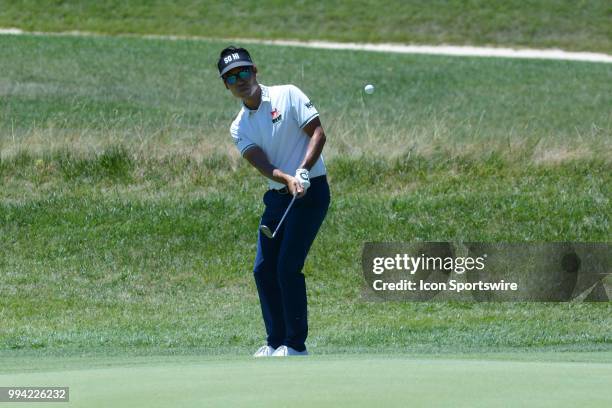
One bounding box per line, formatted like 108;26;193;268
271;108;283;124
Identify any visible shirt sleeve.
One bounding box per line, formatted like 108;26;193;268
289;85;319;129
230;122;257;156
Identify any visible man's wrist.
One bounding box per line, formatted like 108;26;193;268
271;168;290;185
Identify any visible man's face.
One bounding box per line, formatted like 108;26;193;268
223;66;258;99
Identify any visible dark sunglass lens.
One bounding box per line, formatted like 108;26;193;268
225;75;238;85
238;70;252;80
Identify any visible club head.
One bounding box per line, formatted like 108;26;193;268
259;225;274;239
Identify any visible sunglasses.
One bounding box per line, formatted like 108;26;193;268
224;68;253;85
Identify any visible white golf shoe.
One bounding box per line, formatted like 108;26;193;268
271;345;308;357
253;345;276;357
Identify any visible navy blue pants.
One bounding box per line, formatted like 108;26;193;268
253;175;330;352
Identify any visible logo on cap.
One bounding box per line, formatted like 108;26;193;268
224;53;240;64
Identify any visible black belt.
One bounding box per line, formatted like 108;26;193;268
272;186;289;194
271;175;326;194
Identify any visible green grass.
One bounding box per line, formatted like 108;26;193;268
1;0;611;53
0;34;610;357
1;34;610;158
1;354;611;407
1;150;611;354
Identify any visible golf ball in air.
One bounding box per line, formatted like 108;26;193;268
364;84;375;94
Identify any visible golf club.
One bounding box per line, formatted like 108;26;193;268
259;194;297;239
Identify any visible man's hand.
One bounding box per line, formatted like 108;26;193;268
295;168;311;192
285;175;305;197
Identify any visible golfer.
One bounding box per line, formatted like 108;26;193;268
218;46;330;357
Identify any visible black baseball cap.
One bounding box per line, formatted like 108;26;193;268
217;47;254;77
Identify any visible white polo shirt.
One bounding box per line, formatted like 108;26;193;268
230;84;327;190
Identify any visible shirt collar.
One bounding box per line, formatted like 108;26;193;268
260;84;270;102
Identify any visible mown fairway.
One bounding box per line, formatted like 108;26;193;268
1;353;612;407
1;0;611;53
0;33;610;358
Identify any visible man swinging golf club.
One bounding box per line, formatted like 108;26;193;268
218;46;330;357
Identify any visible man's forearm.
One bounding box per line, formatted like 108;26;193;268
244;146;289;185
299;126;326;170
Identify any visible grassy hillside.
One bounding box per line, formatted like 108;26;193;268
0;0;611;53
1;35;610;158
0;34;610;355
1;149;611;354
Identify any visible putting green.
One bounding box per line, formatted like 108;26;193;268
2;353;611;407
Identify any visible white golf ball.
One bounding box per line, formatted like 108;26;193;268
364;84;375;94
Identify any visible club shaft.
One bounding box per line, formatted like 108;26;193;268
272;195;297;237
